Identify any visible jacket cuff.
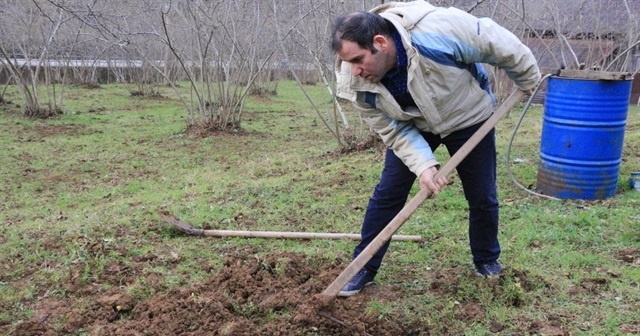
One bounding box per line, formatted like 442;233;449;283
414;159;440;179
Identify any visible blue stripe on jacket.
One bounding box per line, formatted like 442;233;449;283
411;33;495;103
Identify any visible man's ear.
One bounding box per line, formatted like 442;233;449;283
373;34;390;52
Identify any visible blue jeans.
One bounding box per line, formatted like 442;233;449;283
354;122;500;273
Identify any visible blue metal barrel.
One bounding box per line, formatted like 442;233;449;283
536;71;633;200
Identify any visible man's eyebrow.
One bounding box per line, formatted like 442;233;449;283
346;55;363;63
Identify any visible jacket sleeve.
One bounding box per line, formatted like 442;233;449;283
412;7;541;91
336;60;438;176
354;94;439;177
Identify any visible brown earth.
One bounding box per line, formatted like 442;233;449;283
11;252;434;336
10;247;640;335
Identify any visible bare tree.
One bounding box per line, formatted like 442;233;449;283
153;1;281;131
273;0;355;150
0;0;73;117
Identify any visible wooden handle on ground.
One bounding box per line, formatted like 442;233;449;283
159;212;423;241
321;90;525;298
195;230;423;241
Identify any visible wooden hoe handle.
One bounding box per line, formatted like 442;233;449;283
321;90;525;298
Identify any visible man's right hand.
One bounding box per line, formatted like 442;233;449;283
419;166;448;198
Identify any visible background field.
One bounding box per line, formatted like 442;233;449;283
1;82;639;335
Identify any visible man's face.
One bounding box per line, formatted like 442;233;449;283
337;37;393;83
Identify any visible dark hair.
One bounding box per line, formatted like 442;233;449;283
331;11;393;54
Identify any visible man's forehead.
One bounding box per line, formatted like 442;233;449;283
338;40;366;62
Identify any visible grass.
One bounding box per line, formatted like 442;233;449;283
1;80;639;335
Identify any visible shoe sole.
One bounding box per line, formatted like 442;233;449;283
337;281;374;297
475;271;501;278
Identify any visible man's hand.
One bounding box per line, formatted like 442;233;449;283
419;166;448;198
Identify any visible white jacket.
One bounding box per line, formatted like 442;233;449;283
336;0;541;177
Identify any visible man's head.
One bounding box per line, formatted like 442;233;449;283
331;12;397;83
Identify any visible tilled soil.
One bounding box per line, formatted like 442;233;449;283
12;252;432;336
13;248;637;335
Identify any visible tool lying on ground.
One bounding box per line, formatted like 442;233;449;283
320;90;525;298
158;211;424;241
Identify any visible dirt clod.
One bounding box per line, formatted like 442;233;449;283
293;293;335;324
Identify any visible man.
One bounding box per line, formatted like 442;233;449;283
331;0;540;297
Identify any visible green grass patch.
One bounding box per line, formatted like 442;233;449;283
1;82;639;335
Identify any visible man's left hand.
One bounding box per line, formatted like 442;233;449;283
419;166;448;198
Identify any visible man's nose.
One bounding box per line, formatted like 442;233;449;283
352;66;362;76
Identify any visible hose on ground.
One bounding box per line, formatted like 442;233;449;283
505;73;561;201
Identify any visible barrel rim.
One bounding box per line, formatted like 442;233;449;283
552;69;633;81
